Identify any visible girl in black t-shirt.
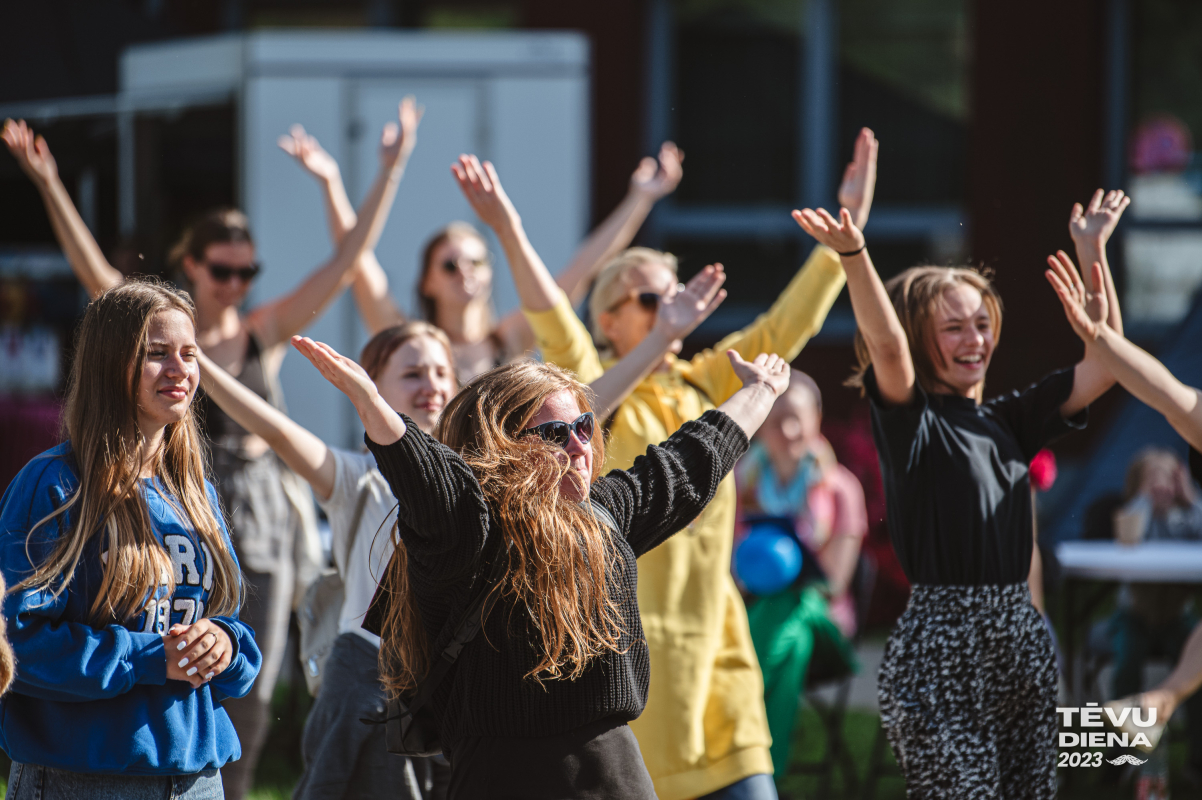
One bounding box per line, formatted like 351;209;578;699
792;186;1128;798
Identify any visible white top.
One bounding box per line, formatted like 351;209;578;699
316;448;398;648
1056;540;1202;583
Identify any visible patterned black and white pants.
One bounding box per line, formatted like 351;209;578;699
878;583;1057;799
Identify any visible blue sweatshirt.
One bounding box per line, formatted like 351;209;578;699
0;443;262;775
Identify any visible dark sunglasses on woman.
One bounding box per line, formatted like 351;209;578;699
205;262;262;283
522;412;596;448
441;257;491;274
608;291;661;313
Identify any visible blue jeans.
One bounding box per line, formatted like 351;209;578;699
697;773;779;800
5;763;222;800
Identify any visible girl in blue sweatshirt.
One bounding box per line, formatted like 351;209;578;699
0;279;262;799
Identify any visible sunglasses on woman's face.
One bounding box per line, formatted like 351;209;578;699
205;262;261;283
608;291;661;313
521;412;595;449
441;256;491;274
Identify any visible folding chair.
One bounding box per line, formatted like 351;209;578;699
788;552;878;798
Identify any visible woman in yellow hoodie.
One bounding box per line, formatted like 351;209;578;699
448;130;878;800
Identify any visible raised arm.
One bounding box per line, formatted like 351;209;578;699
292;336;407;445
557;142;684;307
589;264;727;421
1047;254;1201;445
292;335;490;563
793;207;915;405
2;119;122;297
249;99;420;347
716;352;793;439
1069;189;1129;336
278;125;405;334
452;154;557;313
593;352;790;556
1044;251;1120;416
198;351;336;499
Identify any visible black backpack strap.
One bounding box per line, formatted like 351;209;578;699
367;548;507;725
369;501;617;726
588;499;619;534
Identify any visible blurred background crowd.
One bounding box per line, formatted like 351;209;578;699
2;2;1202;798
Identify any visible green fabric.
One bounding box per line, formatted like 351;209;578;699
747;585;858;776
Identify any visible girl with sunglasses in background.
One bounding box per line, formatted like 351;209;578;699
280;125;684;383
291;325;793;799
193;239;729;800
446;132;878;799
2;102;416;800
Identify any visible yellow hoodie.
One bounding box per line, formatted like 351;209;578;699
523;245;845;799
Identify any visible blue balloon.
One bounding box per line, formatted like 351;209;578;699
735;525;803;596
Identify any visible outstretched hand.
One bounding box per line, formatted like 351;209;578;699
292;335;407;444
1070;189;1130;246
292;336;379;406
837;128;878;230
452;154;520;232
379;96;423;171
727;351;791;398
630;141;685;201
277;125;341;183
1045;251;1108;343
792;207;865;255
2;119;59;185
653;264;727;345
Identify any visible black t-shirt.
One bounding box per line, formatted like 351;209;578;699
864;366;1087;586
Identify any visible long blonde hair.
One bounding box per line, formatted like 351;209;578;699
848;265;1003;398
377;360;625;697
13;279;243;626
0;575;13;696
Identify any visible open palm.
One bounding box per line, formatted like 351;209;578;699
727;351;791;398
2;119;58;184
837;128;878;230
277;125;340;182
630;141;684;200
1069;189;1130;245
379;96;422;169
292;336;378;405
1045;251;1107;342
655;264;727;342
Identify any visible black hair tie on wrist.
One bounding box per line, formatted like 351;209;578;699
837;245;866;257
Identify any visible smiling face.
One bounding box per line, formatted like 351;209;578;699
597;260;679;358
760;381;822;471
524;388;594;502
182;241;258;312
927;283;996;399
135;308;200;442
374;335;456;434
421;234;493;315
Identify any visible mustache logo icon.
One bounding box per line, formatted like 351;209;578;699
1105;754;1149;766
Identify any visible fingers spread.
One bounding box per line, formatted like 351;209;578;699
816;207;841;228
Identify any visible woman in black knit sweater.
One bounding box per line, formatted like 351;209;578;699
291;334;790;799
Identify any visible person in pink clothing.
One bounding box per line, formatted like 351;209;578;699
735;371;867;777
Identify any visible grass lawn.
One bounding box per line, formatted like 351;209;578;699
0;693;1194;799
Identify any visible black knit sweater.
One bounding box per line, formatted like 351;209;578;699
364;409;748;757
